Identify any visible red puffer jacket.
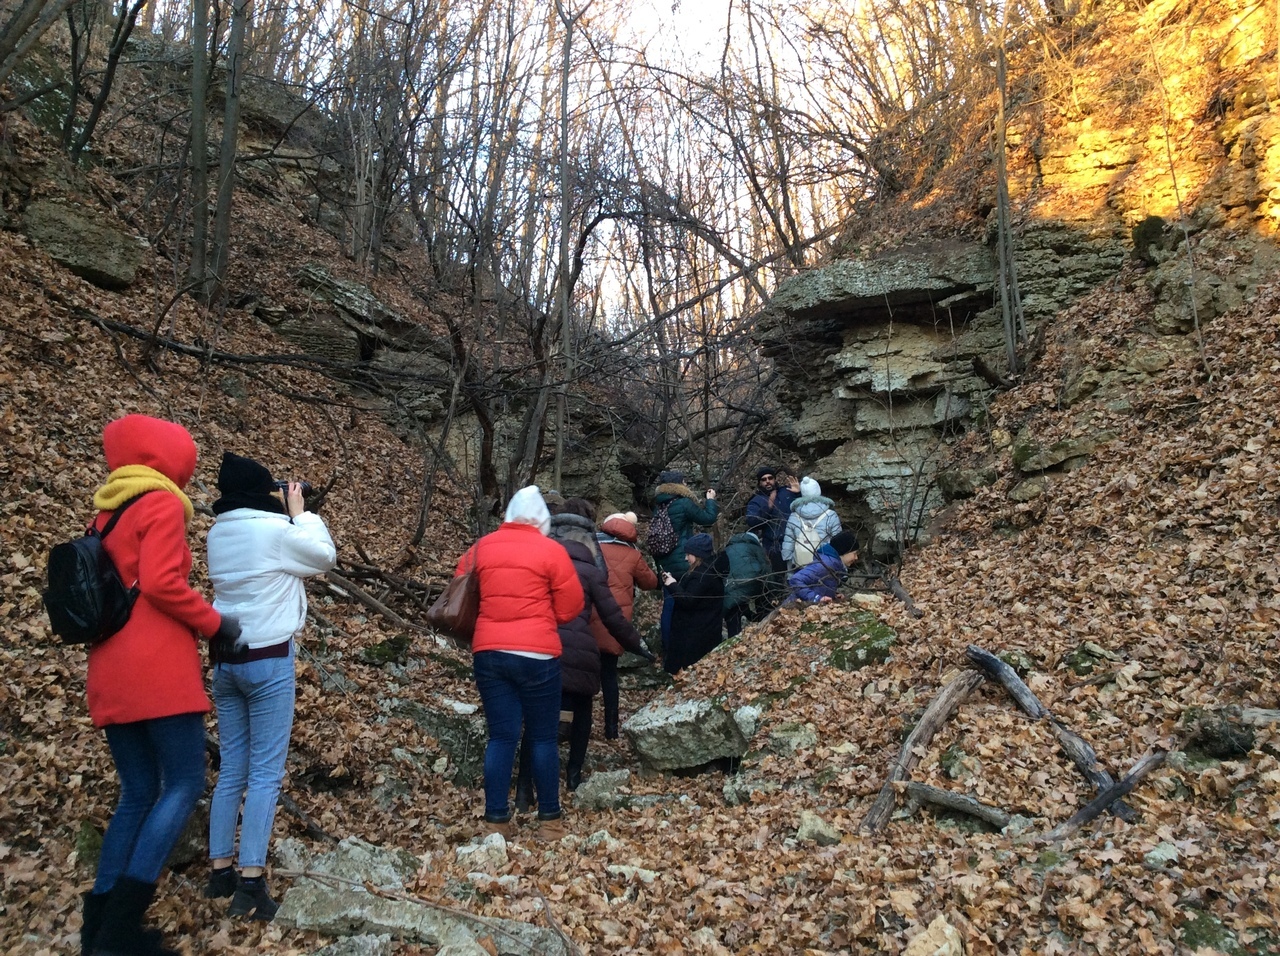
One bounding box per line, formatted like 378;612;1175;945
458;522;583;655
589;516;659;655
87;417;223;728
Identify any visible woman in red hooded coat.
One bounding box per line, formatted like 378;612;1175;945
80;415;241;956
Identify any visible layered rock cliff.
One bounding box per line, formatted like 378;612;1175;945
758;0;1280;556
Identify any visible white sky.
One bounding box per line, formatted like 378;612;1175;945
617;0;735;70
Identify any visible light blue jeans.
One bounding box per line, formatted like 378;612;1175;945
209;646;295;868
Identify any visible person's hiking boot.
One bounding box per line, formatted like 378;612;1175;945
604;717;619;740
566;765;583;792
513;779;536;814
536;813;567;841
482;814;513;840
90;876;178;956
80;891;106;956
204;865;237;899
228;875;279;922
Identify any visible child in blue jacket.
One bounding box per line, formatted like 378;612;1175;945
787;531;859;603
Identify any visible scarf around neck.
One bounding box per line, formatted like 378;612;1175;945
93;464;194;521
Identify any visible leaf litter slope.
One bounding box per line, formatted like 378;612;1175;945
1;124;1279;956
2;235;1278;953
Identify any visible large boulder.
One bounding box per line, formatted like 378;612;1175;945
22;200;147;289
624;698;755;771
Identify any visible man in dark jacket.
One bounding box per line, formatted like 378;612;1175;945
517;538;654;801
745;465;800;608
651;470;718;651
722;531;770;638
662;534;727;675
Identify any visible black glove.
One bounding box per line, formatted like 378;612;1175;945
211;615;245;662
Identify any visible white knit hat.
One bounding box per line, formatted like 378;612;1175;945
604;511;638;527
800;476;821;498
505;485;551;535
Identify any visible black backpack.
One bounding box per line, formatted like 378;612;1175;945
43;494;149;645
645;501;679;557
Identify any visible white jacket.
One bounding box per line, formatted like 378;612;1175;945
207;510;337;648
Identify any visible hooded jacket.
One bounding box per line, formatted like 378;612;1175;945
549;512;606;572
651;482;719;575
781;491;843;566
590;514;659;655
722;532;771;610
786;544;849;602
86;415;224;728
207;509;337;649
664;551;727;675
457;521;583;656
745;484;798;557
559;540;645;697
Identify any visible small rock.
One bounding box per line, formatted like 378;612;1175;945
455;833;508;871
583;830;623;852
849;592;884;608
733;704;764;739
1144;842;1180;868
1000;815;1035;837
606;864;658;884
575;769;631;810
904;914;964;956
313;934;394;956
795;810;841;846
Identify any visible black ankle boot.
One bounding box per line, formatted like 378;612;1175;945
229;875;278;922
514;778;536;813
566;765;583;792
604;718;619;740
91;877;177;956
81;891;107;956
204;865;237;899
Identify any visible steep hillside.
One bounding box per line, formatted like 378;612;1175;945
1;2;1279;955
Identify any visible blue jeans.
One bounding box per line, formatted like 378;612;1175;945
473;651;562;819
209;648;296;868
95;712;206;891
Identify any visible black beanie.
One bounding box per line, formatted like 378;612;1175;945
212;452;285;515
756;465;777;481
830;531;857;555
658;470;685;485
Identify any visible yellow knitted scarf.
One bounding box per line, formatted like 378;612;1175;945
93;465;194;521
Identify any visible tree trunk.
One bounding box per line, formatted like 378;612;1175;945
188;0;210;298
208;0;250;304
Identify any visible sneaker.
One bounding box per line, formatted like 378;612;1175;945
536;814;567;841
203;866;237;899
228;876;279;921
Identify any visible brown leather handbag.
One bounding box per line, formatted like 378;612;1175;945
427;549;479;647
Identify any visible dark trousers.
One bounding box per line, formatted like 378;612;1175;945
725;602;743;639
599;653;620;736
517;689;595;798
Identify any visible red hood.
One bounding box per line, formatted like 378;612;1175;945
102;414;198;488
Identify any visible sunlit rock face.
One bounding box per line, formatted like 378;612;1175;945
757;232;1125;557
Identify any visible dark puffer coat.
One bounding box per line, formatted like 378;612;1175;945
722;532;770;613
664;552;728;675
652;482;719;576
549;513;606;571
558;540;646;697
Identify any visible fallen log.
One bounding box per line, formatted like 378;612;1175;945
904;782;1012;830
861;669;986;833
325;569;424;631
1041;749;1166;842
965;645;1138;823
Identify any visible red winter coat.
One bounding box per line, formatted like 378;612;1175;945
457;522;583;655
87;417;223;728
589;517;659;655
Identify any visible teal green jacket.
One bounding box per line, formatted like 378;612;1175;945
652;482;720;575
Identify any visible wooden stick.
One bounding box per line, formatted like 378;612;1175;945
965;645;1139;823
905;782;1012;830
1041;750;1166;842
861;669;986;833
325;569;423;631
